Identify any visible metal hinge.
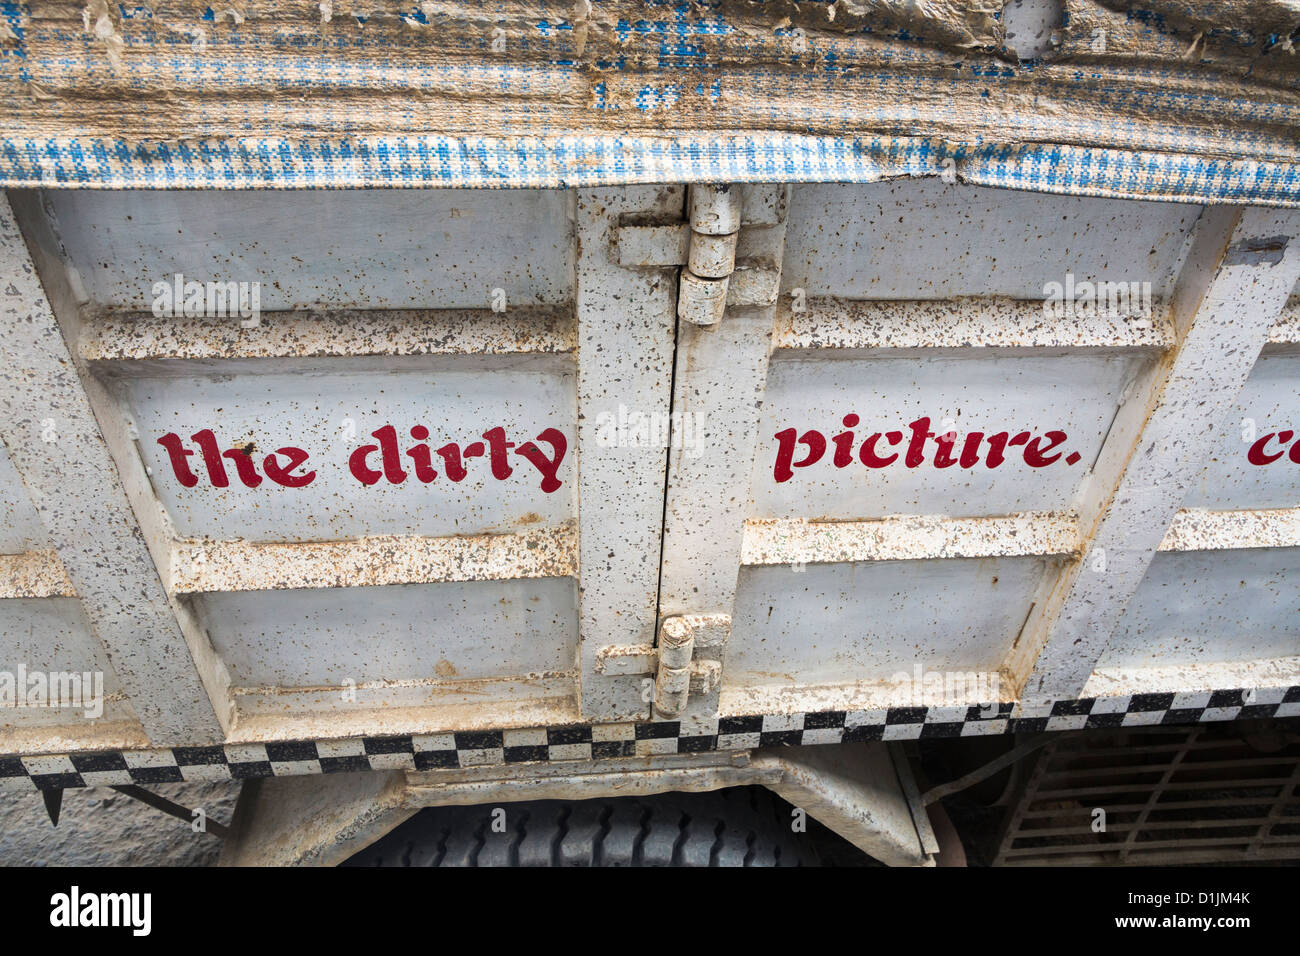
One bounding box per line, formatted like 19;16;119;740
613;184;782;319
676;184;740;328
594;613;731;719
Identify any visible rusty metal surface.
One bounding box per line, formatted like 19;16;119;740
1160;507;1300;552
80;308;576;362
1267;300;1300;343
574;185;681;722
0;550;75;600
169;526;576;594
742;513;1078;564
657;185;788;727
2;176;1300;771
778;298;1172;351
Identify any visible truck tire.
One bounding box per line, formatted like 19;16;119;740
344;786;831;867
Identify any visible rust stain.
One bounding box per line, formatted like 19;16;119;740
80;307;577;362
742;512;1079;565
168;524;578;594
0;549;77;598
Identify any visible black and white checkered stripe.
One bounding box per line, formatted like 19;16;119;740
3;686;1298;792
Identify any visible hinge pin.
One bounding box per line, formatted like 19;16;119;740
653;616;695;718
677;184;742;329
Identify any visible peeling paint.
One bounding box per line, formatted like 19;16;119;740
1226;234;1291;267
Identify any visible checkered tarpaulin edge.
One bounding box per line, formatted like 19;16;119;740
3;135;1299;207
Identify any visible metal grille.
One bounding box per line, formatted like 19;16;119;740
994;722;1300;866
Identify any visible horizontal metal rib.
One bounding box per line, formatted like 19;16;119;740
776;298;1173;351
0;549;75;599
169;525;577;594
741;512;1078;565
1267;297;1300;344
1159;507;1300;552
79;307;575;361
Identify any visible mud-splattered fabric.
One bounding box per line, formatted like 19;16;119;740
2;1;1300;203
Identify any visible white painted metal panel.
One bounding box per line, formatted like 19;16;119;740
0;598;134;729
194;578;577;691
1100;549;1300;669
657;180;1212;718
782;181;1198;300
1022;207;1300;698
727;557;1051;692
1184;348;1300;510
6;175;1300;758
109;355;576;542
48;189;573;311
15;183;680;735
0;445;45;554
1;191;225;744
574;186;681;721
751;350;1148;519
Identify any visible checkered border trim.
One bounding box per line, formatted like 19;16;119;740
3;687;1298;792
